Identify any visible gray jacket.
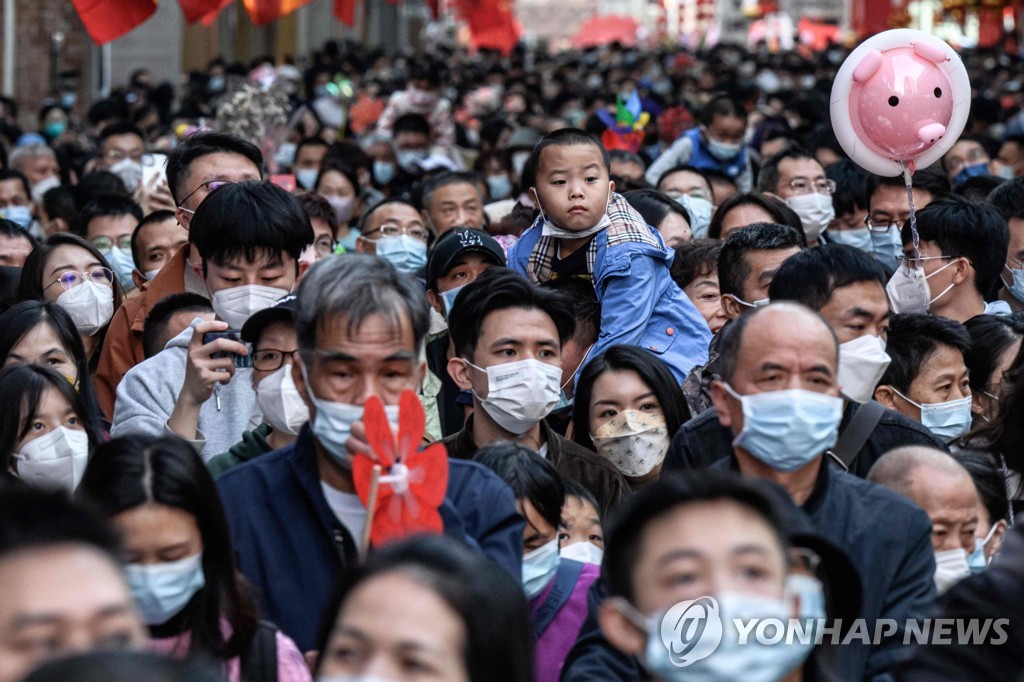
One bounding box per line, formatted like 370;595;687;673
111;324;261;461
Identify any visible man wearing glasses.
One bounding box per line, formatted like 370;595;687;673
97;122;147;193
355;199;430;274
78;196;143;292
758;147;836;247
863;167;950;273
94;132;264;418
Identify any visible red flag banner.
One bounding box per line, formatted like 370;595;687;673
242;0;314;25
333;0;356;26
72;0;158;44
178;0;234;25
455;0;520;55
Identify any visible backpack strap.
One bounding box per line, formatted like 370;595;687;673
827;400;885;471
240;620;279;682
533;559;584;639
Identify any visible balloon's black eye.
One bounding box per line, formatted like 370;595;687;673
934;87;942;98
888;96;899;107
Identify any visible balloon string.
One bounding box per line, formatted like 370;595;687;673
901;162;920;264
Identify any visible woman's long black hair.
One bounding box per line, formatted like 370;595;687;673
0;363;102;473
572;344;691;452
76;434;259;662
0;300;106;430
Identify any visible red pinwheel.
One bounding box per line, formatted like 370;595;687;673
351;391;449;549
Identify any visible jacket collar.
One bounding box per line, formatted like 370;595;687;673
455;413;555;459
288;425;351;540
129;245;193;333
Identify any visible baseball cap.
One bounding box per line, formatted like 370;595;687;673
240;294;298;344
426;228;506;290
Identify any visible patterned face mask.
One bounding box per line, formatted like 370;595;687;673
591;410;669;478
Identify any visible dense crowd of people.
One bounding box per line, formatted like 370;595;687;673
0;34;1022;681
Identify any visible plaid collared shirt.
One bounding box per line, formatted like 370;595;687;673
525;192;662;284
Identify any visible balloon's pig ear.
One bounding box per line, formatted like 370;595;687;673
852;51;884;83
912;40;949;64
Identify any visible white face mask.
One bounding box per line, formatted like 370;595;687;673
465;358;562;434
109;157;143;192
143;268;161;281
210;284;291;329
56;281;114;336
534;184;613;240
13;426;90;492
31;174;61;204
885;259;958;314
934;547;971;594
837;335;891;404
560;541;604;565
676;194;713;239
257;364;310;436
591;410;669;477
785;193;835;243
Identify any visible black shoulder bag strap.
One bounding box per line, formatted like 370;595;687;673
240;620;279;682
533;559;585;639
828;400;885;472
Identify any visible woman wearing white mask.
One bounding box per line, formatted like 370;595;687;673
76;434;311;682
18;233;125;369
474;442;600;682
0;363;101;492
206;296;308;475
314;535;533;682
313;162;361;253
623;189;695;248
572;346;690;490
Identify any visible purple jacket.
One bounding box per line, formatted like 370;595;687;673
530;561;601;682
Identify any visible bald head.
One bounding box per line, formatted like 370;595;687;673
868;446;980;552
719;302;839;383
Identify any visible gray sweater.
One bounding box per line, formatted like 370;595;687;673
111;325;261;461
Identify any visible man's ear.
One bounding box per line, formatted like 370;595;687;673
448;356;473;391
355;236;372;255
709;380;735;429
762;191;783;203
426;289;444;315
296;258;310;283
597;599;647;658
131;269;147;290
609;179;616;194
952;257;971;285
874;385;898;411
175;207;192;230
989;519;1009;556
720;294;743;320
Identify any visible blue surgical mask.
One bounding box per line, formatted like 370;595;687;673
1;205;32;229
373;160;397;185
827;227;872;252
301;363;399;467
104;246;137;291
296;167;319;190
522;538;560;598
869;224;903;271
43;121;66;139
953;162;989;187
375;234;427;274
967;524;1000;574
1002;265;1024;303
704;130;743;162
275;142;297;168
125;553;205;626
396;149;427;173
618;581;820;682
486;174;513;200
724;385;843;471
890;388;972;440
441;284;466;317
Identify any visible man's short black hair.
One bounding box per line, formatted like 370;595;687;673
826;159;868;216
188;181;313;271
392;114;432;138
878;313;971;394
0;169;30;199
474;442;565;532
954;175;1005;203
74;171;130;211
130;209;177;269
295;136;328;158
697;94;748;128
756;146;817;194
0;484;122;561
655;165;712;195
98;121;145;146
166;131;263;204
717;222;803;298
77;195;143;238
143;292;213;359
420;171;484;213
528;128;611;182
603;469;790;602
448;268;576;361
541;277;601;347
608;150;644;169
865;165;950;209
768;243;887;312
899;195;1009;297
0;218;37;249
987;176;1024;222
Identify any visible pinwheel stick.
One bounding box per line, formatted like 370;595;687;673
360;464;383;561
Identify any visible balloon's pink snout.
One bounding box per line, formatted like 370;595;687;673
918;123;946;144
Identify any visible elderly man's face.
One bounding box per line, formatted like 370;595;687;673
908;469;980;553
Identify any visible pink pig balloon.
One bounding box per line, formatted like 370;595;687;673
831;30;970;176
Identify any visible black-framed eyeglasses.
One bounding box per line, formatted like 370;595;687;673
252;348;299;372
864;217;906;232
178;180;232;208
